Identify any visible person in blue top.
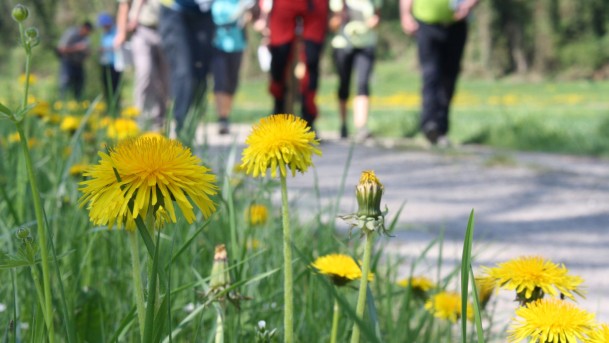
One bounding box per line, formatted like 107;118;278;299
98;13;122;112
211;0;253;134
159;0;215;137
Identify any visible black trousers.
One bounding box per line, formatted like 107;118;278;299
333;46;375;101
416;20;467;136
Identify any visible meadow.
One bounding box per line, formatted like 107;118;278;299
2;5;609;343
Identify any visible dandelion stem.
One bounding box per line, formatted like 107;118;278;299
351;232;374;343
128;231;146;338
330;298;340;343
16;121;55;343
215;307;224;343
29;266;50;329
280;175;294;343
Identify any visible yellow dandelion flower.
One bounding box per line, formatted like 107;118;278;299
67;101;80;111
246;238;262;250
475;276;496;309
509;299;595;343
311;253;373;286
107;118;140;140
69;164;90;176
398;276;435;292
8;132;21;144
121;106;140;118
483;256;584;303
19;73;37;85
79;136;218;230
53;101;63;111
31;101;50;118
425;291;473;323
93;102;107;113
139;131;165;140
247;204;269;226
240;114;321;178
587;324;609;343
60;115;80;133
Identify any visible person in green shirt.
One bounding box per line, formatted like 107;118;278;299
400;0;479;146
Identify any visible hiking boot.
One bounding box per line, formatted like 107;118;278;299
218;118;230;135
423;122;439;145
340;123;348;139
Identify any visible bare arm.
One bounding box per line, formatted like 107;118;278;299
399;0;418;35
454;0;480;21
114;2;130;48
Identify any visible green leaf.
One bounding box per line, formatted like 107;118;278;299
460;209;475;343
74;288;105;343
0;102;13;119
469;267;485;343
0;251;33;270
12;103;36;122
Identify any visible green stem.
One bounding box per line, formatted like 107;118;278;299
350;233;374;343
330;298;340;343
279;175;294;343
29;266;50;329
128;231;146;339
16;122;54;342
215;307;224;343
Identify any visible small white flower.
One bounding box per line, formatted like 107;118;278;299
0;303;6;312
258;320;266;330
183;302;195;313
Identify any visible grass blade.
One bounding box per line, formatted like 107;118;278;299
460;209;475;343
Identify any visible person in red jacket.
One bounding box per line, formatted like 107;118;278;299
256;0;329;133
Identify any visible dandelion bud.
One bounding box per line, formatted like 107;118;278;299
355;170;383;218
11;4;29;22
16;228;30;240
210;244;230;290
25;27;40;47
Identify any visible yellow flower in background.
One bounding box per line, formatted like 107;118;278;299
53;101;63;111
8;132;21;144
509;298;595;343
31;101;50;118
475;276;496;310
247;203;269;226
587;324;609;343
19;73;37;85
425;291;473;323
79;136;218;230
311;253;373;286
483;256;584;303
246;238;262;250
60;115;80;133
398;276;435;293
67;100;79;111
80;100;90;110
107;118;140;140
93;102;107;113
121;106;140;118
241;114;320;178
69;164;90;177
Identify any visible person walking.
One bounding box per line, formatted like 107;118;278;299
114;0;169;132
257;0;329;133
158;0;216;137
98;13;122;113
329;0;381;141
211;0;254;135
400;0;479;146
57;21;93;101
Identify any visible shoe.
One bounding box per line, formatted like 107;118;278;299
354;127;373;143
423;122;439;145
340;123;348;139
436;135;453;148
218;118;230;135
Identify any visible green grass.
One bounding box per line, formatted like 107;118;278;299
232;59;609;156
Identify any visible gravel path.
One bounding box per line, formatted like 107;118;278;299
203;123;609;326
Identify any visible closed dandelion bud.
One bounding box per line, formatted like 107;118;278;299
356;170;383;218
210;244;230;290
25;27;40;47
16;228;30;240
11;4;29;22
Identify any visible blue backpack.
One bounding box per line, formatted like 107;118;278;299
212;0;247;52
